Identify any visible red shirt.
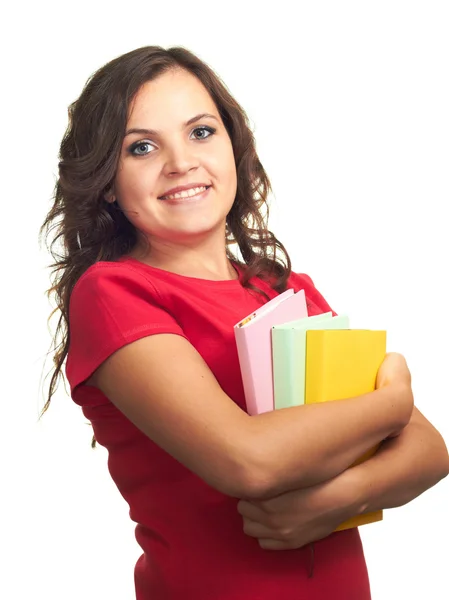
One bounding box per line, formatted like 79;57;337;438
66;257;371;600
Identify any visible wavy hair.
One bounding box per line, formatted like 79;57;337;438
39;45;292;447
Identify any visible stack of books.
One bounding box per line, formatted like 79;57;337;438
234;289;385;531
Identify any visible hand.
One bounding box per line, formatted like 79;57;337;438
237;470;361;550
376;352;412;389
376;352;414;438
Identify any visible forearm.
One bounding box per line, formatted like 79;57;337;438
348;408;449;513
246;382;411;498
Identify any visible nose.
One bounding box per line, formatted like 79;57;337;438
162;140;200;176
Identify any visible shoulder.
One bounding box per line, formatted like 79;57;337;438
68;260;183;328
287;271;316;291
66;260;186;393
287;270;337;316
69;260;175;322
72;260;160;300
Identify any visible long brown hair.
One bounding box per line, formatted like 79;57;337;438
39;45;292;446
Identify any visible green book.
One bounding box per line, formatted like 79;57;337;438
272;313;350;409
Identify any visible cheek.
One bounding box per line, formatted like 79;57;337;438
223;147;238;184
116;163;158;198
208;148;237;186
224;161;238;196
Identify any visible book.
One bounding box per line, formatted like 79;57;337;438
305;328;387;531
234;289;308;415
272;313;350;409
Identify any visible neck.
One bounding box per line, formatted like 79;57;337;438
130;240;239;282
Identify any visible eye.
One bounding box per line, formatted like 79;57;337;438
129;141;154;156
128;126;216;156
192;125;216;141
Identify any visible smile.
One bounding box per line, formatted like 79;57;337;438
160;185;211;201
159;186;212;205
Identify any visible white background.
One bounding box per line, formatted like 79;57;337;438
1;1;448;598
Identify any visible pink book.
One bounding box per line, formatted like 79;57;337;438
234;289;308;415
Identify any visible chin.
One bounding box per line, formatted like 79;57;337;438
164;220;226;241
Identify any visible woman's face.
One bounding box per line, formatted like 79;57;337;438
110;69;237;249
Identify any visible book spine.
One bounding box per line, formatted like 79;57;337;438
273;328;295;409
234;327;259;415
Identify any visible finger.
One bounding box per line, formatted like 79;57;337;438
251;490;299;515
241;517;276;540
237;499;265;522
258;538;298;551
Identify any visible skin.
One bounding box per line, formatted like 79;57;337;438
238;392;449;550
106;67;238;281
93;69;412;504
100;70;449;549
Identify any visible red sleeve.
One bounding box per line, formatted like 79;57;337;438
65;263;187;394
290;272;338;317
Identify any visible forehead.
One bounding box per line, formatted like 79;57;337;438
127;70;217;125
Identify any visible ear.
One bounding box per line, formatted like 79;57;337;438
104;189;116;204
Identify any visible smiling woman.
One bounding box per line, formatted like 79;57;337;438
39;45;448;600
103;69;239;255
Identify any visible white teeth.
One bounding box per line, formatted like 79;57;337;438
162;186;208;200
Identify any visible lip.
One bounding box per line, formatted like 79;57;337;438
160;185;211;206
158;183;211;199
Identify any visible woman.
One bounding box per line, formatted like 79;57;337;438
40;45;449;599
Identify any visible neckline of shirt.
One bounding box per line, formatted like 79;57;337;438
118;256;246;287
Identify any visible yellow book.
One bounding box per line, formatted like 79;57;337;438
305;329;386;531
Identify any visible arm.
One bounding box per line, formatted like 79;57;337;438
236;406;449;550
347;406;449;512
90;333;412;499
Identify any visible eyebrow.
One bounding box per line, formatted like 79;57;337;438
124;113;219;138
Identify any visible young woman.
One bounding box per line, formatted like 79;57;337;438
40;45;449;599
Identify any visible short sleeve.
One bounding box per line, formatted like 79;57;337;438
65;263;187;394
